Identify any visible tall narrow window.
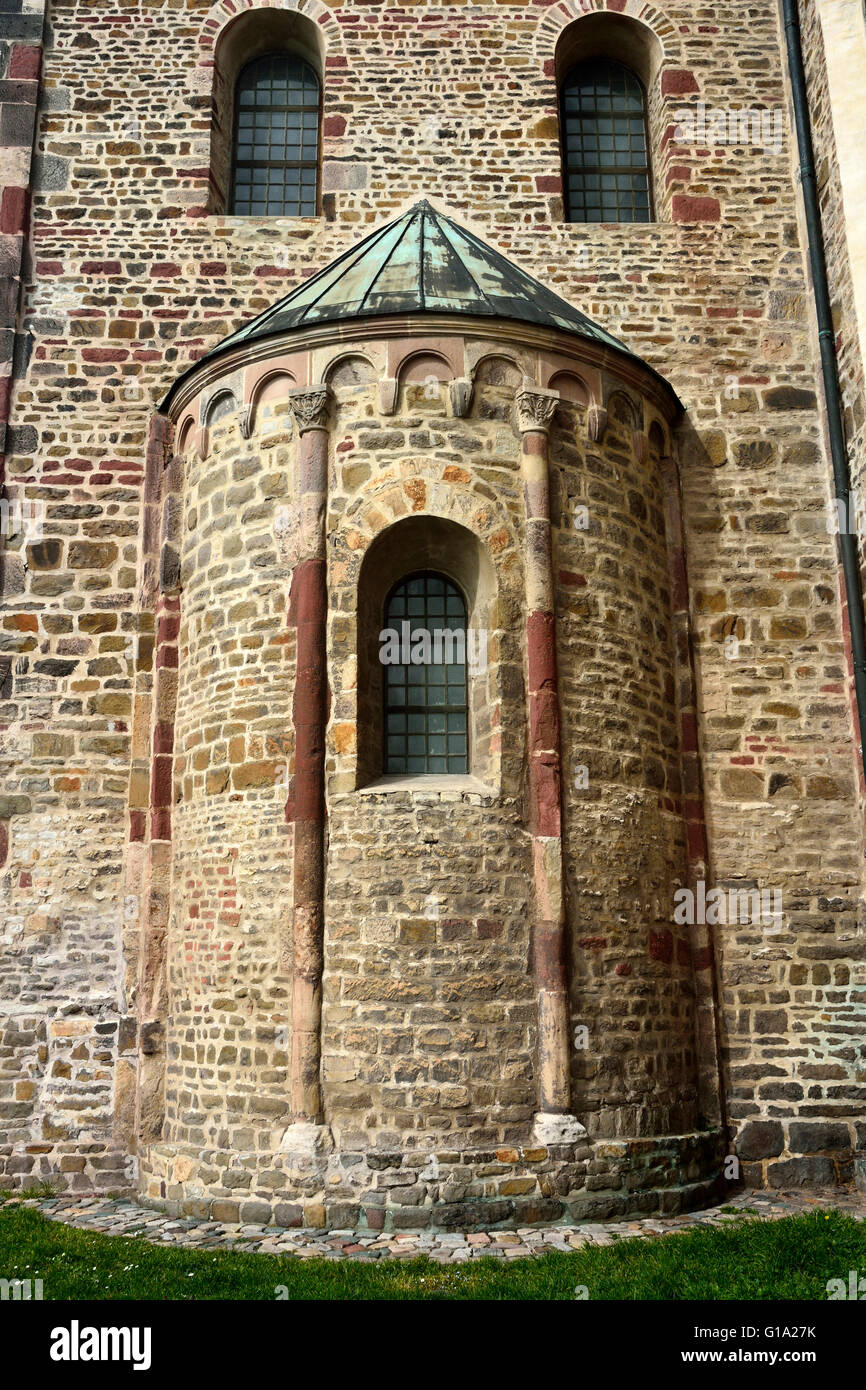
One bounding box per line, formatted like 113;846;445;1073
383;573;469;775
231;53;320;217
561;58;651;223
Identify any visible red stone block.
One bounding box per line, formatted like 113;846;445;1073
323;115;347;137
535;175;561;193
530;687;560;754
680;709;698;753
151;754;173;808
526;610;557;691
155;644;179;670
661;70;700;96
156;614;180;646
477;919;502;939
665;165;692;188
649;929;673;963
0;187;28;236
686;819;708;862
82;348;129;363
532;922;567;990
10;45;42;80
672;195;721;222
153;721;175;755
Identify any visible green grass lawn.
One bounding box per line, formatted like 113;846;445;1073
1;1205;864;1300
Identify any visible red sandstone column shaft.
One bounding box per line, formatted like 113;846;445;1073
517;385;583;1140
286;386;331;1125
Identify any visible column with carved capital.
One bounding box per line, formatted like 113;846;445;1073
283;385;332;1144
516;383;586;1146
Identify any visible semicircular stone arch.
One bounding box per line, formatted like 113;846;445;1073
196;0;344;84
334;472;522;595
330;477;523;794
532;0;679;73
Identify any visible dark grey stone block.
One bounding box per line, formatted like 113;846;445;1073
31;154;68;191
735;1120;784;1161
766;1156;837;1188
0;16;43;40
6;423;37;454
788;1122;851;1154
0;100;35;145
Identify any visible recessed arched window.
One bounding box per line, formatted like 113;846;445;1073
561;58;652;223
383;572;469;775
231;53;320;217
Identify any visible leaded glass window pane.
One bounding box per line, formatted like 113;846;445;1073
231;54;320;218
562;59;652;224
383;573;469;775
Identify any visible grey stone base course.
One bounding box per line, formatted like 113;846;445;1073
732;1117;866;1192
0;1142;135;1194
137;1130;729;1232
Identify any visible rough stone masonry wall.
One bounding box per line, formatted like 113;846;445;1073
0;0;863;1193
805;0;866;569
551;394;699;1140
682;0;866;1186
164;411;297;1157
322;371;538;1149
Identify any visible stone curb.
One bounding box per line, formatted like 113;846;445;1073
4;1187;864;1264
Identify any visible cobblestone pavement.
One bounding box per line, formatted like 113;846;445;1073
5;1188;865;1263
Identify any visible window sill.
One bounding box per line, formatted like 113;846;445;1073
355;773;495;801
208;213;324;225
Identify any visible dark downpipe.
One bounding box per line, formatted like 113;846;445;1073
782;0;866;779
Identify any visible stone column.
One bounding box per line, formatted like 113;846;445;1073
659;453;725;1131
284;386;332;1143
517;383;586;1146
134;426;180;1149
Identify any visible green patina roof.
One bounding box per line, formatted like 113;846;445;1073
215;200;627;350
162;200;676;410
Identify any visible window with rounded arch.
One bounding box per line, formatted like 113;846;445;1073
560;57;652;223
382;572;469;776
230;52;321;217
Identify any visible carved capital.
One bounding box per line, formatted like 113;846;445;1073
238;405;252;440
289;384;332;433
632;429;649;464
586;404;607;444
516;384;559;435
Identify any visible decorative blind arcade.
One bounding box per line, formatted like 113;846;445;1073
561;58;651;223
384;573;469;775
231;54;320;217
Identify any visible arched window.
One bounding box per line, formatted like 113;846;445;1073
383;572;469;775
231;53;320;217
561;58;651;223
